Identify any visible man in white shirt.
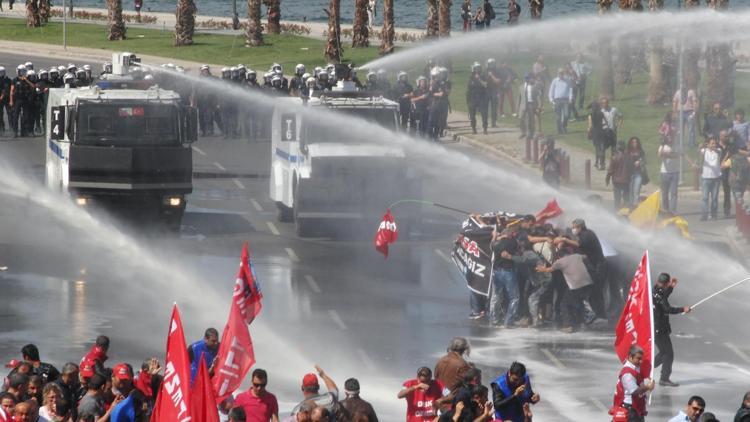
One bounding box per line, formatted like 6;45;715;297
548;68;573;135
658;136;681;214
700;138;722;220
668;396;706;422
601;96;623;156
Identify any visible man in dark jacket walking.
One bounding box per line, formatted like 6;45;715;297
340;378;378;422
653;272;691;387
606;141;632;211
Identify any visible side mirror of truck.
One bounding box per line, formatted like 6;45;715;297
185;106;198;143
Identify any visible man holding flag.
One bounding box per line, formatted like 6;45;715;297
613;345;655;422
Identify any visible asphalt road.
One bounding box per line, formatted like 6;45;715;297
0;51;749;421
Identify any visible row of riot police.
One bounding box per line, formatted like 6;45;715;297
0;61;96;137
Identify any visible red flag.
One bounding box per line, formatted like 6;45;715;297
374;209;398;258
191;358;220;422
614;251;655;379
535;199;563;224
151;304;192;422
236;242;263;324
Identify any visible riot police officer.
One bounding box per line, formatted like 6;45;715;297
10;65;28;137
377;69;391;98
289;64;306;97
365;71;378;92
393;72;414;131
410;76;429;137
48;67;61;88
0;66;11;134
466;62;489;135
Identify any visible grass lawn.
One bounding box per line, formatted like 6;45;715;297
0;17;382;72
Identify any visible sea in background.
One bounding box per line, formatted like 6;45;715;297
66;0;750;29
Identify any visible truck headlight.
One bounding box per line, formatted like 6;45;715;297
75;196;89;206
164;196;182;207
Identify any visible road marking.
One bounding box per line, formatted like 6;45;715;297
725;342;750;365
250;198;263;212
233;178;245;189
285;247;300;263
540;348;566;369
213;161;226;171
590;398;609;414
191;146;206;156
434;249;452;264
266;221;280;236
328;310;348;330
357;349;376;372
304;274;322;294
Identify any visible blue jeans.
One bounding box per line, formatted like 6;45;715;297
702;177;721;218
490;268;519;326
553;99;569;134
682;111;696;147
469;291;486;315
660;172;679;213
630;172;643;206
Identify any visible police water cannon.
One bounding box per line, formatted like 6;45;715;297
111;52;141;76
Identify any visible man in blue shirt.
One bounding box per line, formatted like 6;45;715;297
187;328;220;385
668;396;705;422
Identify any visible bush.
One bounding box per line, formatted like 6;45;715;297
49;9;158;24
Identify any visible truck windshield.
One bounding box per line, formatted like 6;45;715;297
304;107;397;143
76;103;179;145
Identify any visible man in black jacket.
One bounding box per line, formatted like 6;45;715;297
653;272;691;387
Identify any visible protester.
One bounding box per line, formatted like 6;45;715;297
601;96;623;158
434;337;472;394
188;328;220;385
517;73;542;141
659;120;682;214
290;366;345;421
612;345;655;422
669;396;706;422
589;100;607;170
700;137;723;221
536;249;593;332
80;335;110;378
230;406;248;422
704;102;729;143
732;109;750;147
20;344;59;385
571;53;591;112
398;367;445;422
673;85;698;147
626;136;648;207
483;0;496;27
606;141;632;211
340;378;378;422
234;368;280;422
723;136;750;208
490;362;539;422
6;373;29;403
461;0;472;32
548;68;573;135
508;0;521;25
735;391;750;422
490;226;520;328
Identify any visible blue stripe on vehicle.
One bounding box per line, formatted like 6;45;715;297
276;148;303;163
48;139;64;159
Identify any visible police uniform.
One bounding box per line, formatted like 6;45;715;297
0;72;11;133
466;70;489;135
393;79;414;130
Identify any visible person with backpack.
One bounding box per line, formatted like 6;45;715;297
484;0;496;27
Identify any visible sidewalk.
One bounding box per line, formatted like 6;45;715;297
0;5;424;43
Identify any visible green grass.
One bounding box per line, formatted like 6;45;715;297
0;17;382;71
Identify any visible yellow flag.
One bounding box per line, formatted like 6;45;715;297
628;190;661;228
659;216;694;240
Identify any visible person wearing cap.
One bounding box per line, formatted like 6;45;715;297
340;378;378;422
398;367;445;422
653;272;691;388
517;72;542;142
434;337;472;395
233;368;279;422
548;67;573;135
105;363;134;409
668;395;706;422
290;365;344;421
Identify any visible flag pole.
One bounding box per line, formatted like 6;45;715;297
689;276;750;310
645;250;655;405
387;198;473;215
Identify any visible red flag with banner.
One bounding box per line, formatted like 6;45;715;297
191;358;220;422
212;243;258;402
374;209;398;258
614;251;655;378
151;304;192;422
535;199;563;224
236;242;263;324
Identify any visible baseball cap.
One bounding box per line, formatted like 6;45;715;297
80;362;95;378
113;363;133;381
302;373;319;388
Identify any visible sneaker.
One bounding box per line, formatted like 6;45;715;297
659;379;679;387
469;311;485;320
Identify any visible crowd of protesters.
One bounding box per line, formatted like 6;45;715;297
3;336;749;422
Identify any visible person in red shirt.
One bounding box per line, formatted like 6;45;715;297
398;367;445;422
234;369;279;422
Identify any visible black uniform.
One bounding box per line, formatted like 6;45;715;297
652;285;683;381
411;84;430;137
466;71;489;134
393;80;414;130
0;75;11;133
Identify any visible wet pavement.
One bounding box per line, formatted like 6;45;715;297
1;52;750;421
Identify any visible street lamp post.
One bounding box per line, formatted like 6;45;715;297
63;0;67;50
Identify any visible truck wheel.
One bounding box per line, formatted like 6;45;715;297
293;181;313;237
277;203;293;223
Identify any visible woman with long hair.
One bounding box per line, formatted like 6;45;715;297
38;383;63;420
627;136;647;207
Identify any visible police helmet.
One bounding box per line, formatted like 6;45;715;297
24;61;33;70
246;69;257;80
49;68;59;78
83;64;91;71
237;64;246;72
325;64;335;74
16;64;26;77
471;62;482;73
271;63;282;73
67;63;77;73
57;65;66;72
429;67;440;79
166;63;176;69
0;66;5;78
397;71;408;82
63;73;75;84
76;69;86;78
26;70;37;82
416;75;427;84
487;58;497;68
221;67;231;78
306;77;316;88
39;69;49;79
367;71;376;82
438;67;449;81
313;66;323;77
272;75;283;88
377;69;387;78
295;64;306;76
301;72;311;81
144;74;154;80
200;64;210;71
102;62;112;73
318;71;328;81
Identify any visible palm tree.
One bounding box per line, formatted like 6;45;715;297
682;0;701;90
615;0;642;84
426;0;438;38
25;0;41;27
324;0;342;62
646;0;668;105
174;0;196;46
263;0;281;34
706;0;732;107
438;0;451;37
38;0;50;24
246;0;264;47
106;0;126;40
597;0;615;99
352;0;369;47
379;0;394;55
